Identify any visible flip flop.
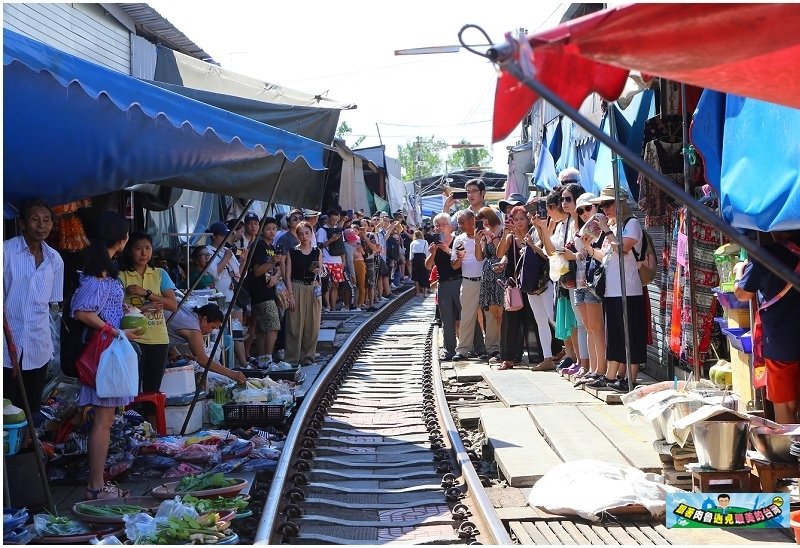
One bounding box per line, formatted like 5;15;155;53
85;483;131;501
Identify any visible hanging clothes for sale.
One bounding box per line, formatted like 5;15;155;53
665;205;722;366
637;139;682;228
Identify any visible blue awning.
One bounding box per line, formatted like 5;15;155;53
3;29;327;215
692;91;800;232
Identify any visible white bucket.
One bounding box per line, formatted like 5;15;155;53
165;403;203;435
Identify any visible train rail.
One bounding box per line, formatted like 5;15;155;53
255;290;512;544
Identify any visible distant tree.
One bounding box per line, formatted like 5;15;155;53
336;121;366;148
446;140;492;171
397;136;447;181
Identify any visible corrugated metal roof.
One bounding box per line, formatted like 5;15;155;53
117;3;215;63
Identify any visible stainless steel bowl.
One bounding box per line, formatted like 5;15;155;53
750;425;800;463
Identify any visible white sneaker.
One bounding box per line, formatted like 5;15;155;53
322;307;331;312
390;284;398;290
350;307;362;312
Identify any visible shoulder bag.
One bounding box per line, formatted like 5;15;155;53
519;231;550;295
559;221;578;289
503;242;525;312
585;232;608;299
75;323;115;388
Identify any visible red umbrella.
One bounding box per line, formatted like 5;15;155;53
492;3;800;142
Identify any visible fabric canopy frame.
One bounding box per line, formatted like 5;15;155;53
491;3;800;143
3;29;327;214
489;39;800;294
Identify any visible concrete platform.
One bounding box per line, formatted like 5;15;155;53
578;405;663;472
528;405;630;467
483;369;597;406
453;361;493;382
480;407;562;487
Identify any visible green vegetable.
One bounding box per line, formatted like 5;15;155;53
74;502;147;517
182;495;248;513
140;515;232;545
176;472;237;493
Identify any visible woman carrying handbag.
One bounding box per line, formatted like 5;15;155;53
71;211;142;500
495;206;535;370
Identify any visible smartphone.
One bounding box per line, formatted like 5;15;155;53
438;233;446;243
345;209;354;219
536;200;548;219
451;191;468;200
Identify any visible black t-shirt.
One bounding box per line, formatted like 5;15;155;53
249;239;278;304
400;232;412;259
289;247;321;284
740;239;800;361
434;245;461;281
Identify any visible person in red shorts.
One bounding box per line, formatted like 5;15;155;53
734;231;800;424
316;209;346;311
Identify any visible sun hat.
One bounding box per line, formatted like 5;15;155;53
303;209;320;217
575;193;597;209
589;185;630;204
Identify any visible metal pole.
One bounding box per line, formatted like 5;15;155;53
490;51;800;294
680;84;702;381
181;204;195;293
2;315;54;512
608;106;633;391
181;160;289;434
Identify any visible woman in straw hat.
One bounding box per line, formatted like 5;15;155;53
585;184;647;392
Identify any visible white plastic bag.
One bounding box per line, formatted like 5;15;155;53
548;253;569;282
96;332;138;398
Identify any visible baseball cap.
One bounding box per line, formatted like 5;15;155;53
244;212;259;223
499;193;526;211
208;221;230;237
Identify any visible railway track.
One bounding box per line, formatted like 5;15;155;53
256;290;512;544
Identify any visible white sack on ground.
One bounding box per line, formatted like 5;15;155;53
528;460;681;522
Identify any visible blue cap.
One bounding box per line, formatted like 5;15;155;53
208;221;230;236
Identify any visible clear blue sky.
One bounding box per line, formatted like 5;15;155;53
147;1;570;174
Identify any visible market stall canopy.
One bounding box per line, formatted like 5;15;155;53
2;29;327;215
491;3;800;143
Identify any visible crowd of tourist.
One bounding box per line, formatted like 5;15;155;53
428;170;652;394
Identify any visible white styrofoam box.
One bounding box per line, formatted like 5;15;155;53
165;403;203;435
160;365;196;398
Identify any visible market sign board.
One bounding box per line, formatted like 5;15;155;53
666;493;789;529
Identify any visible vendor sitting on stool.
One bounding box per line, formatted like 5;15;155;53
165;303;247;386
734;230;800;424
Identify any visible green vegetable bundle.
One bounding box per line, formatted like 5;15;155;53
182;495;248;513
74;502;148;517
144;513;232;545
176;472;237;493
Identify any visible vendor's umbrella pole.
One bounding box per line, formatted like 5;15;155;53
181;204;195;293
608;106;633;392
167;203;254;327
2;314;54;512
680;84;702;382
489;43;800;293
181;159;289;434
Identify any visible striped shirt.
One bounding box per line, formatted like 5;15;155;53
3;235;64;370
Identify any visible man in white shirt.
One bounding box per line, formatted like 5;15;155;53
450;209;486;360
4;199;64;414
317;209;345;311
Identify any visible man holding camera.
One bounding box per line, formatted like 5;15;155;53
451;209;486;360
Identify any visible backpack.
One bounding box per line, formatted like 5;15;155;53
631;221;657;285
323;226;346;257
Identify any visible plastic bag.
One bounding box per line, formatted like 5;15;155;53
208;401;225;426
221;439;254;461
548;253;570;283
136;454;178;471
175;443;220;464
241;458;279;472
123;513;157;544
90;535;124;544
250;446;281;460
138;439;184;457
162;462;203;479
95;332;138;398
155;497;199;520
208;457;247;474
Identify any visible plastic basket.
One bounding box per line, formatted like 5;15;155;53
222;403;288;427
721;326;753;354
3;421;27;456
712;287;749;310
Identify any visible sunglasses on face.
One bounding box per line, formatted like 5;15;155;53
560;196;573;203
289;215;303;221
576;205;594;215
599;201;615;210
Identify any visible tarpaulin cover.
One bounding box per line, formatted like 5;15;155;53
3;29;326;214
149;46;344;210
492;3;800;143
691;91;800;232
